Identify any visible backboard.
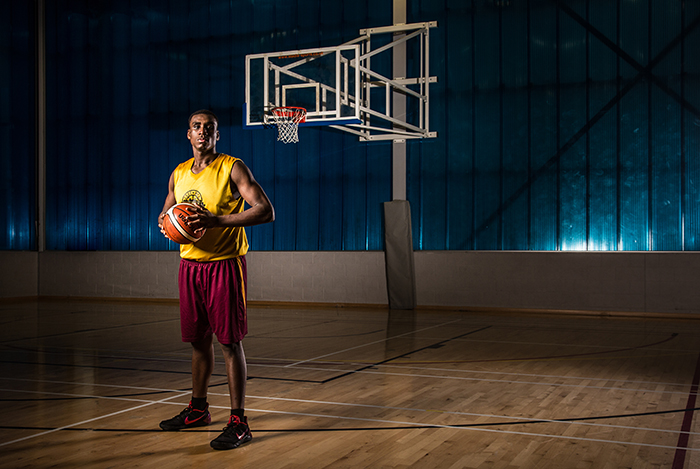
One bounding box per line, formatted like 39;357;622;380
244;45;362;128
245;21;438;141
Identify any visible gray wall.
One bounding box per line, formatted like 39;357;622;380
0;251;38;298
2;251;699;316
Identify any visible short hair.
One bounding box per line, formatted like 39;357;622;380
188;109;218;126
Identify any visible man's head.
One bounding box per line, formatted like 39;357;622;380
188;109;218;127
187;110;219;153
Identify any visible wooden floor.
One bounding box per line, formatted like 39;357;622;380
2;300;700;468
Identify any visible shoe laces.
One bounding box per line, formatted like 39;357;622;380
221;415;245;434
179;403;205;419
177;404;195;417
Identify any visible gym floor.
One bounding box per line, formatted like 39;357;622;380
1;300;699;468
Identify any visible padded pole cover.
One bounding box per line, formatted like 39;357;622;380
383;200;417;310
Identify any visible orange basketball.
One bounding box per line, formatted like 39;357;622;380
162;203;205;244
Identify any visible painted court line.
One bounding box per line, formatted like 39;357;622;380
0;391;190;448
376;363;693;388
2;380;696;450
252;357;693;389
252;362;697;397
672;351;700;468
0;376;185;393
2;378;691;437
240;407;700;452
7;353;691;392
286;318;466;367
240;393;699;437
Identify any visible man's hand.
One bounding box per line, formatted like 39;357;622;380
186;204;218;233
158;212;171;239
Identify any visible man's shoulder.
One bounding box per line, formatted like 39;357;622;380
217;154;248;174
174;157;194;171
217;153;242;164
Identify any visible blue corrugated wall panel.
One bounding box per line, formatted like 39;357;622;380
405;0;700;251
3;0;700;252
0;2;36;250
685;0;700;251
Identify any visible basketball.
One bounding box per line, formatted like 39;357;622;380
162;203;205;244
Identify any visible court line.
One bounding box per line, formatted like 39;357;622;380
3;399;696;453
7;328;693;357
0;317;180;345
321;326;493;383
2;354;694;397
379;351;696;365
285;318;468;367
672;351;700;468
322;332;679;366
0;359;196;377
336;362;696;388
2;380;698;440
249;355;695;388
253;328;386;339
0;377;188;393
0;358;324;384
0;387;176;404
0;390;190;448
227;406;700;452
1;387;695;452
3;346;694;389
240;394;700;436
251;363;700;397
1;346;690;387
446;337;696;354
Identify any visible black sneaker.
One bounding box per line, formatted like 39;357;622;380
159;402;212;431
210;415;253;450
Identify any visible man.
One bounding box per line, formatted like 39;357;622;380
157;110;274;450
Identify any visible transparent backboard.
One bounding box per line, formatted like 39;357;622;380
245;22;438;141
245;44;362;128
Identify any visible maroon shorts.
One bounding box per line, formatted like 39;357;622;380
178;256;248;344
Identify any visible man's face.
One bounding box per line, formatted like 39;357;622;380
187;114;219;152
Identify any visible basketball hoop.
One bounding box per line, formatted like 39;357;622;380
269;106;306;144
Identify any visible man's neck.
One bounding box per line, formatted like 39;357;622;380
195;146;220;160
191;149;218;173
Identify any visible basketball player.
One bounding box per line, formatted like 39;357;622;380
157;110;274;450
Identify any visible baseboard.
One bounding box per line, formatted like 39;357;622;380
2;295;699;321
415;304;700;321
0;296;40;304
31;296;179;305
247;300;389;310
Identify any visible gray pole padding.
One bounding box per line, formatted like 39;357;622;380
383;200;417;310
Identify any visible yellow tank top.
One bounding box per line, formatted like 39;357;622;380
172;153;249;261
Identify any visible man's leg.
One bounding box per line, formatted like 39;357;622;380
192;335;215;399
220;341;246;410
159;335;214;431
210;341;252;450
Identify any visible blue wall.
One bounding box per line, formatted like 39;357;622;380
3;0;700;251
1;1;36;250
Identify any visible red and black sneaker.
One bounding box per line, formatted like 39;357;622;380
210;415;253;450
159;402;212;431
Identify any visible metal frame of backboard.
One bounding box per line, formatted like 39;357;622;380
244;21;438;141
245;44;362;128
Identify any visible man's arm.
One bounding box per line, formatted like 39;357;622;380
189;160;274;230
157;172;177;232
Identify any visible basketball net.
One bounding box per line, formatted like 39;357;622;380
270;107;306;144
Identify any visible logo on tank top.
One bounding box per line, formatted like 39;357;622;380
182;190;205;208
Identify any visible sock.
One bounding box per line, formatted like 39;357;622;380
231;408;245;419
191;397;208;410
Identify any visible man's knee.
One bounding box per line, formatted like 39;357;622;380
220;341;244;358
191;336;214;354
